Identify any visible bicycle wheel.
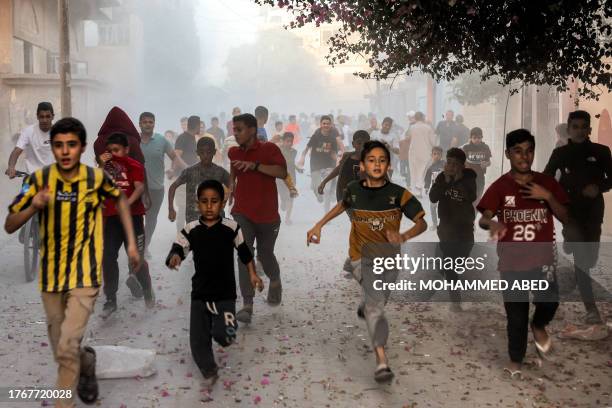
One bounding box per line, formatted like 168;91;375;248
23;220;38;283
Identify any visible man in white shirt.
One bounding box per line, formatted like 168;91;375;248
6;102;55;177
370;117;401;178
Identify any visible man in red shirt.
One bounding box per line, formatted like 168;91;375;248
478;129;569;378
228;113;287;323
100;133;154;318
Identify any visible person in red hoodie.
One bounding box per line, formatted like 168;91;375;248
94;106;145;164
99;132;154;318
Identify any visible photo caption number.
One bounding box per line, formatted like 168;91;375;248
7;388;72;401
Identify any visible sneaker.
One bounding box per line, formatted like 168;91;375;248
101;300;117;319
77;346;99;404
144;286;156;309
125;274;144;298
267;280;282;306
236;305;253;324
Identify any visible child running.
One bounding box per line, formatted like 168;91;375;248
166;180;264;383
318;129;370;275
307;140;427;383
424;146;444;231
5;118;140;406
429;147;476;311
277;132;299;224
168;137;230;226
99;132;154;317
462;127;491;201
477;129;569;378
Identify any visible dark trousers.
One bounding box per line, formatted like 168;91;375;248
144;189;165;250
233;214;281;304
436;233;474;303
501;269;559;363
190;299;237;374
475;174;485;202
102;215;151;302
562;221;601;310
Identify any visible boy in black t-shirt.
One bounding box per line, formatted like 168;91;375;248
429;148;477;311
424;146;444;230
318;130;370;202
544;110;612;325
166;180;263;383
462;127;492;201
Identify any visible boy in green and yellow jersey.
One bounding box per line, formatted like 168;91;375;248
307;140;427;383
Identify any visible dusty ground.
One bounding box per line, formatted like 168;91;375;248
0;174;610;408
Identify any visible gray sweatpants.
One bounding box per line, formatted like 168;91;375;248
351;258;398;348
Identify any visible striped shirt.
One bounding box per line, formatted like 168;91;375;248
9;164;121;292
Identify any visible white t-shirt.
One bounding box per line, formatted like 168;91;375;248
371;130;400;166
15;124;54;173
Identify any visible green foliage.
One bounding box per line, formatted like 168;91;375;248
255;0;612;100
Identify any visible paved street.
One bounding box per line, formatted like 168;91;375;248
0;175;610;408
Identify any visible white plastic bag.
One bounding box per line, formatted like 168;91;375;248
93;345;157;379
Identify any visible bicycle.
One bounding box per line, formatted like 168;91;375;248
13;170;39;282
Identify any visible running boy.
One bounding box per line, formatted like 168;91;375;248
424;146;444;231
462;127;491;200
307;140;427;383
169;137;230;225
318;129;370;274
318;129;370;203
429;147;476;310
278;132;299;224
166;180;263;382
478;129;569;378
544;110;612;325
99;132;154;317
5;117;140;407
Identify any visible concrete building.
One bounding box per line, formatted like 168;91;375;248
0;0;143;164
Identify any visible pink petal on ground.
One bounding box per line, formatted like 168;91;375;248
253;395;262;404
161;390;170;397
40;342;48;347
186;372;193;378
260;377;270;386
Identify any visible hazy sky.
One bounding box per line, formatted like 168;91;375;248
195;0;278;84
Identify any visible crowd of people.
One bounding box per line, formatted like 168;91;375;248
3;101;611;407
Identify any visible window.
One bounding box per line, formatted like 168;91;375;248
98;23;130;46
23;41;33;73
47;52;59;74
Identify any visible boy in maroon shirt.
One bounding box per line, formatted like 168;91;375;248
477;129;569;378
228;113;287;323
100;132;154;318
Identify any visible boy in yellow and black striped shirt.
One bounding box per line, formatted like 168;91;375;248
5;117;140;407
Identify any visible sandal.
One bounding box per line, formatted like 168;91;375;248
77;346;99;405
374;364;394;383
503;367;523;380
267;280;282;306
531;323;553;360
